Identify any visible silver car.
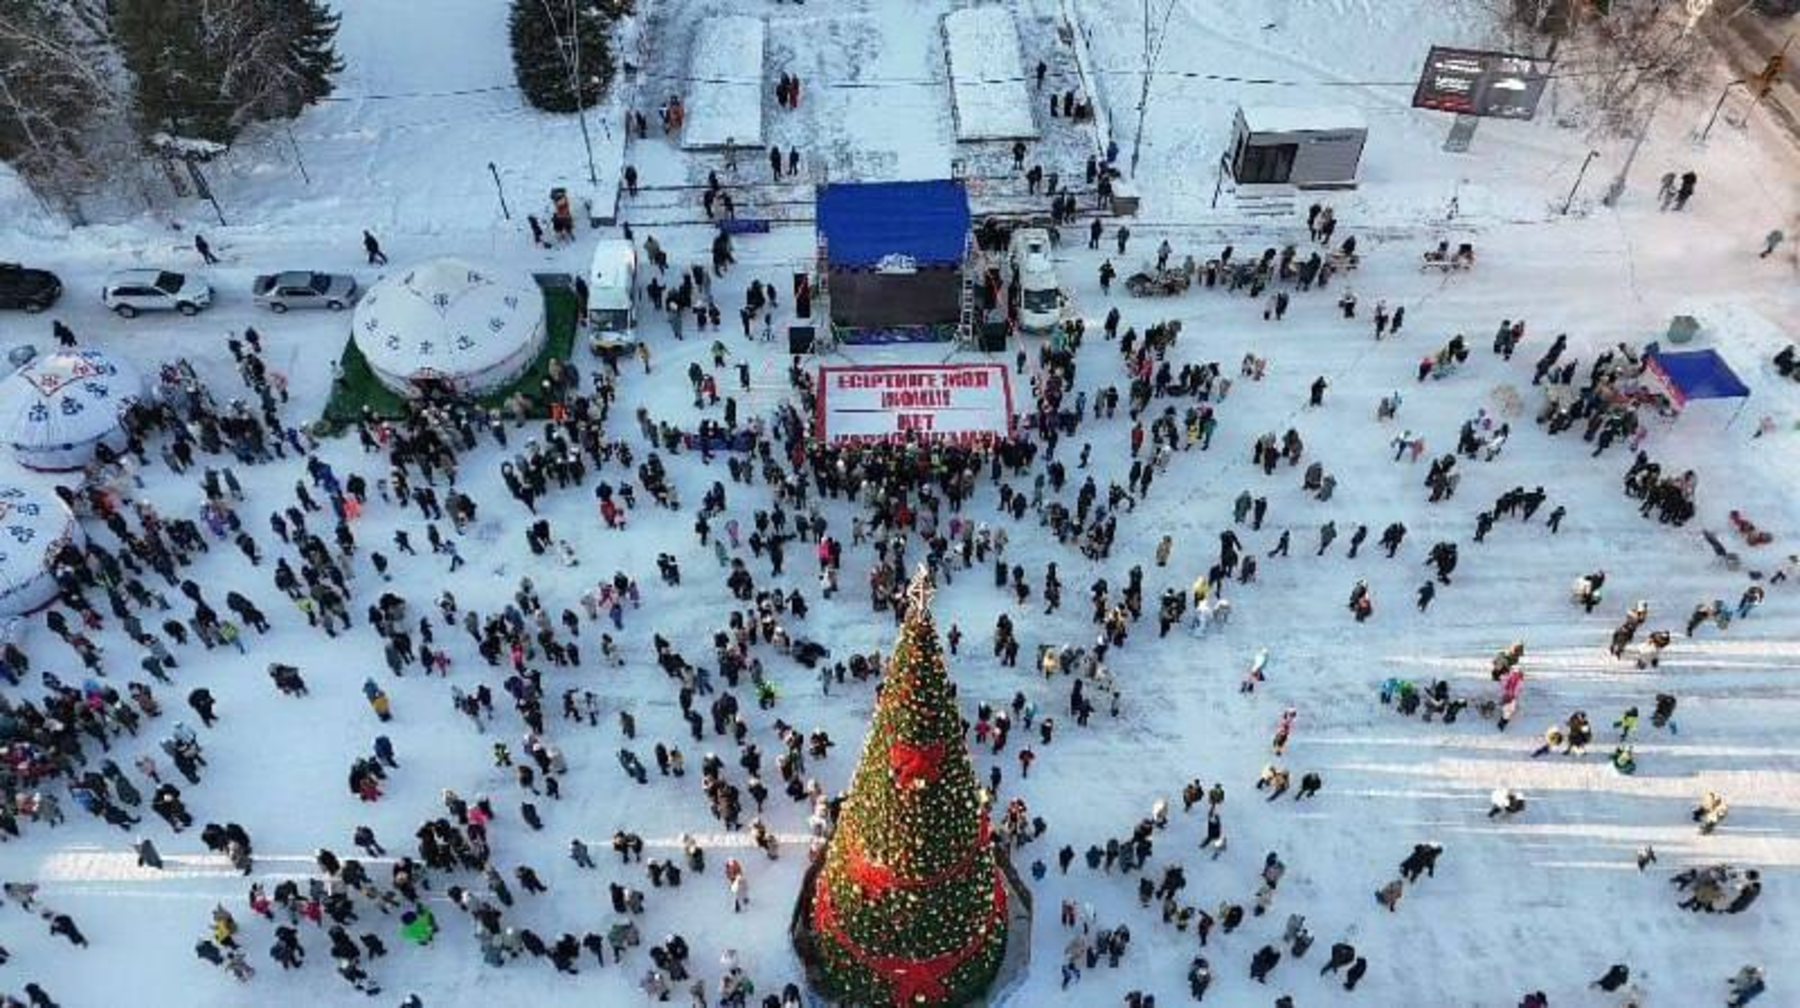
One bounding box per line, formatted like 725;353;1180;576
253;271;357;313
101;269;213;317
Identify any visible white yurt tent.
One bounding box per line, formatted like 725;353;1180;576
352;258;547;398
0;349;144;471
0;478;83;616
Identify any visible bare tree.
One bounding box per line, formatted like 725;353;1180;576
0;0;128;200
1457;0;1725;136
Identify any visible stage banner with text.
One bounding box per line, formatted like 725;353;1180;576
815;364;1015;446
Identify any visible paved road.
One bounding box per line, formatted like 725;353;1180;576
1709;9;1800;144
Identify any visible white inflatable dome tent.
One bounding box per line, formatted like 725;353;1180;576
351;258;547;398
0;479;83;617
0;349;144;472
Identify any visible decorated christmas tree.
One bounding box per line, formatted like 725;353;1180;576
808;570;1009;1007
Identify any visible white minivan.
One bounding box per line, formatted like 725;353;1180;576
1007;228;1062;334
587;238;638;351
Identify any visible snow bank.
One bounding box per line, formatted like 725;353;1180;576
0;164;65;240
943;7;1038;142
682;15;765;150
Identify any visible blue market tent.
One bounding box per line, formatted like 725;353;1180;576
817;181;971;269
815;181;971;335
1644;349;1750;409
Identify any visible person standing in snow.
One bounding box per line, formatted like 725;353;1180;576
1674;170;1698;210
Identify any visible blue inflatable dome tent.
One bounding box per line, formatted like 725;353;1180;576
816;180;971;341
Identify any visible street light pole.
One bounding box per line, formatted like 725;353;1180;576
488;161;512;220
1562;149;1600;214
1698;79;1746;143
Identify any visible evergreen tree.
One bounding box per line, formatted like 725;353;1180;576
260;0;344;119
509;0;616;113
806;571;1009;1007
112;0;340;146
112;0;226;141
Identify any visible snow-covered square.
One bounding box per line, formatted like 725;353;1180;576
1;1;1798;1007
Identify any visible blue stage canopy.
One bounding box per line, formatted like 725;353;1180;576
817;181;970;269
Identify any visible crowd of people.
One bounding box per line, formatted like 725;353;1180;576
1;97;1784;1008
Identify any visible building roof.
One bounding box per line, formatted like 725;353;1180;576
1239;105;1368;135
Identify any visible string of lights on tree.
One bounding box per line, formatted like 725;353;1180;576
809;570;1008;1007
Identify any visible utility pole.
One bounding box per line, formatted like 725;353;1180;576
1602;85;1668;207
545;0;600;186
1128;0;1178;179
184;159;227;227
488;162;512;220
285;124;311;185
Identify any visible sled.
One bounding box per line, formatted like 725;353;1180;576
1489;384;1524;417
1701;530;1742;570
1729;510;1774;547
1421;242;1475;273
1125;269;1191;297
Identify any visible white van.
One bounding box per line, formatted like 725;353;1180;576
587;238;638;350
1007;228;1061;334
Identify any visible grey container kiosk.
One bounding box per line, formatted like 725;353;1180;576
1227;105;1367;189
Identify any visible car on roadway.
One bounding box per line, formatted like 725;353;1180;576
252;271;358;313
101;269;213;317
0;263;63;312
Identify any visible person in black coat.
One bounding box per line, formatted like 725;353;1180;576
1249;944;1281;983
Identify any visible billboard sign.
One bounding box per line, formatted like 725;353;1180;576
1412;46;1553;120
815;364;1014;446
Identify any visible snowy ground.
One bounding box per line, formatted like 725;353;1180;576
3;0;1800;1006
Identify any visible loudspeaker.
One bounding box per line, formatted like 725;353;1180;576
788;325;816;355
978;322;1009;353
792;272;813;319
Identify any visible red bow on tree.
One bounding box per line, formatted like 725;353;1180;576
889;740;947;790
872;950;961;1006
846;845;900;901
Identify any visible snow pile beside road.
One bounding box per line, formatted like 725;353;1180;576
683;15;766;150
943;7;1039;142
0;165;66;240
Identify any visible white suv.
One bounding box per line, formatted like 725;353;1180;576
102;269;214;317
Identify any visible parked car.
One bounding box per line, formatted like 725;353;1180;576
252;271;357;312
0;263;62;312
101;270;213;317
